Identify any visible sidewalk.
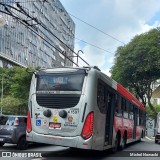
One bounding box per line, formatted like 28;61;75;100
145;136;155;141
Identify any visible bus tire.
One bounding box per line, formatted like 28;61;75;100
17;136;28;150
121;133;126;150
138;131;143;142
112;134;120;152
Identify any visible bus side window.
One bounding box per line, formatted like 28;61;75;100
97;82;106;113
126;101;130;119
122;98;128;118
137;108;139;125
139;110;144;126
115;95;122;117
129;104;134;120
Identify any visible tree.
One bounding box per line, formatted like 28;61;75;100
146;104;160;119
0;66;33;115
111;28;160;117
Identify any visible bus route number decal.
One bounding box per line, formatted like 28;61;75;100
70;109;79;114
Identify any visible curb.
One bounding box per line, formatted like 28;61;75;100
145;136;155;141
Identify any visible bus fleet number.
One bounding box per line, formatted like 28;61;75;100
70;109;79;114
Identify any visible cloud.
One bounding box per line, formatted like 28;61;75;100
60;0;160;74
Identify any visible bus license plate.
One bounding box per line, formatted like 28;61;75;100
49;122;61;129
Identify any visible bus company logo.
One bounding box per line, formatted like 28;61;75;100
68;116;73;122
2;152;11;157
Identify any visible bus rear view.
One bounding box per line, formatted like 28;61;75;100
26;67;94;149
27;66;145;151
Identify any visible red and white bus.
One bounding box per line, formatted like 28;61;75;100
26;66;146;151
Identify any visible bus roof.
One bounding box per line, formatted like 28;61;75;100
117;83;145;111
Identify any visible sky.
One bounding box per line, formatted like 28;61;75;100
60;0;160;76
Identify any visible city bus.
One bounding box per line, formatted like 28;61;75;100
155;112;160;143
26;66;146;151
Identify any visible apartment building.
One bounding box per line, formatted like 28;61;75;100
0;0;75;68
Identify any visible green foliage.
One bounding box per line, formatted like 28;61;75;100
0;96;27;115
146;105;160;118
0;66;33;115
111;28;160;116
9;67;32;99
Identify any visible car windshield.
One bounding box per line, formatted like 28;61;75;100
36;73;85;92
0;116;15;126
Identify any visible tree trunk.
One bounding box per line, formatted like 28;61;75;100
148;100;156;117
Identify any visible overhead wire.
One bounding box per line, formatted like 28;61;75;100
13;2;90;65
53;27;114;54
5;0;125;49
52;2;126;45
0;4;79;66
0;2;90;66
69;13;126;45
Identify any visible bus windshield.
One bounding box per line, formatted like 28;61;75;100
36;73;85;92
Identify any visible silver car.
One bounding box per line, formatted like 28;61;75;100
0;115;28;150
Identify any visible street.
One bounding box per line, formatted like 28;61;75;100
0;137;160;160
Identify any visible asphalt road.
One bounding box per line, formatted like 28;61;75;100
0;137;160;160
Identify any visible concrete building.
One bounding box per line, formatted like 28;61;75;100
0;0;75;68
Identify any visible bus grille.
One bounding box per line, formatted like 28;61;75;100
36;94;80;108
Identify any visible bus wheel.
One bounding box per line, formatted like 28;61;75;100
121;134;126;150
112;134;119;152
17;136;28;150
138;131;143;142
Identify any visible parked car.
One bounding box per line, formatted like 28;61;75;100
0;115;28;150
155;112;160;144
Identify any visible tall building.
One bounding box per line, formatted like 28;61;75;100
0;0;75;68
